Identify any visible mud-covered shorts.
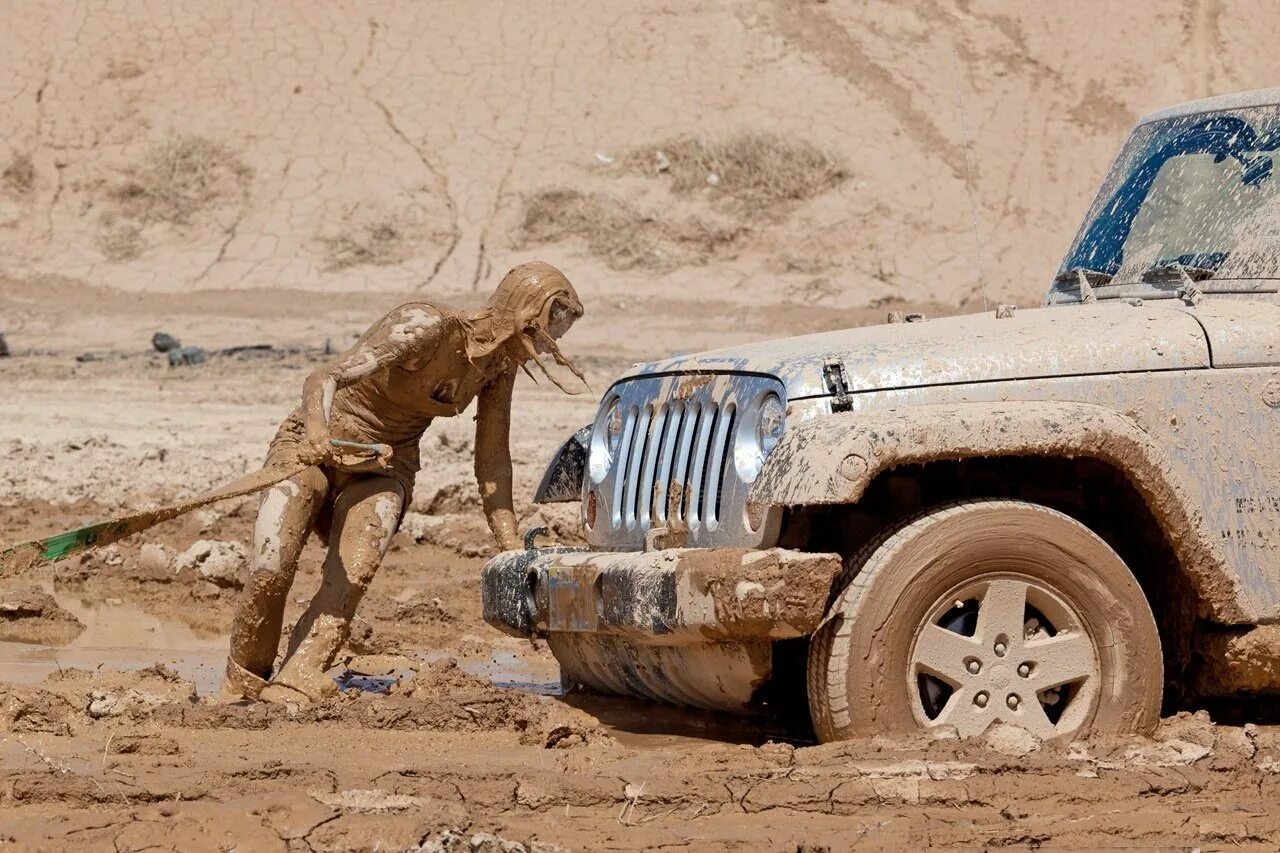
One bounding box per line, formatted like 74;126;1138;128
266;412;418;545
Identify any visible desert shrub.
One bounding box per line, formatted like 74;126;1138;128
2;153;35;197
624;132;847;210
319;213;419;271
107;135;251;226
517;188;745;271
96;218;144;262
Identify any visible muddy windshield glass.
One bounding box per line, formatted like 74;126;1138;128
1053;104;1280;297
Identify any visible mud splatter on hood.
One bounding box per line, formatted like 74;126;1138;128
623;303;1212;399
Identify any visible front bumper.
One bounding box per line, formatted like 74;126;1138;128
481;546;842;645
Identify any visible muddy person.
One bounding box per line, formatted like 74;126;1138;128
221;262;585;704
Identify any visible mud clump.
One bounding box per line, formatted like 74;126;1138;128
0;590;84;645
47;664;198;720
175;539;247;589
0;685;77;734
386;659;613;747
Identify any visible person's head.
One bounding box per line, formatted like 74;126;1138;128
473;261;586;392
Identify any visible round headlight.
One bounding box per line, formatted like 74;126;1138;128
757;393;786;457
589;397;623;483
606;402;625;454
736;392;786;483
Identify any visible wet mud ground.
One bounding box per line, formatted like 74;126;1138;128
6;505;1280;851
4;355;1280;850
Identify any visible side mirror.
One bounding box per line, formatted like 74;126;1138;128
533;425;591;503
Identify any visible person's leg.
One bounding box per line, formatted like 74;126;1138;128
221;466;328;699
261;475;404;703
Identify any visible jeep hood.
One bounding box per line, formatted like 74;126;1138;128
625;304;1211;399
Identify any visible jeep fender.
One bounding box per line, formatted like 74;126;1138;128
749;400;1254;624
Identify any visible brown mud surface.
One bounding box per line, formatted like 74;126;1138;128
6;662;1280;850
5;390;1280;849
4;298;1280;850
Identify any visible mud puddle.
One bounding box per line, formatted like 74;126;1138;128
1;590;564;699
1;591;801;749
0;591;227;692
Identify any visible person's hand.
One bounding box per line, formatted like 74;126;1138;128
297;426;336;467
332;442;395;473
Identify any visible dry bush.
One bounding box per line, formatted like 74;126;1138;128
106;136;251;226
624;132;847;211
517;188;745;271
96;217;143;262
2;153;36;197
319;213;420;271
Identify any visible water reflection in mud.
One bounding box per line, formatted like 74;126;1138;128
0;592;804;747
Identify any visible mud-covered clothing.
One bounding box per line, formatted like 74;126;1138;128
265;305;517;540
224;262;583;703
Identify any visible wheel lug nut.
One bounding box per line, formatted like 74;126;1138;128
1007;694;1020;710
966;659;981;675
1018;663;1031;677
994;641;1007;657
974;691;989;708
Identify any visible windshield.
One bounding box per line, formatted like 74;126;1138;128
1053;103;1280;297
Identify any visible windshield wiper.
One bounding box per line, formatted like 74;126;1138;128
1141;261;1213;305
1054;267;1112;303
1140;261;1215;283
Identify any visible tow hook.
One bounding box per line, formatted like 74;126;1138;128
523;527;550;550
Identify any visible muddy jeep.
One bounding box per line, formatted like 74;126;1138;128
484;88;1280;741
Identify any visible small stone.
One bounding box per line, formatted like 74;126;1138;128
167;346;205;367
151;332;181;352
983;722;1042;757
193;509;220;535
87;690;127;719
193;580;223;600
175;539;247;589
138;543;173;574
0;332;9;358
400;511;444;544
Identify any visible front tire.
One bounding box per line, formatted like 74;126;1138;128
807;500;1162;742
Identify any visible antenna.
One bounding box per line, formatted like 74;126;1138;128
951;48;989;313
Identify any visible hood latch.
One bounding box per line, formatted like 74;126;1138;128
823;360;853;413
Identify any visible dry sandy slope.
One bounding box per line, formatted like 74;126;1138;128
3;0;1280;317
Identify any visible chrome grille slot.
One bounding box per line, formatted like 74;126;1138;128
651;401;684;524
706;404;735;529
669;402;701;525
589;373;784;550
621;404;651;529
610;405;639;526
687;403;721;527
637;404;672;528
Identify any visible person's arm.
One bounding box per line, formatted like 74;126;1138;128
474;369;520;551
299;305;445;463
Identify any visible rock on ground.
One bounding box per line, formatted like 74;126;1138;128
175;539;247;588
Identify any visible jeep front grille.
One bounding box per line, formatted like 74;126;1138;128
588;373;783;549
613;399;737;531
